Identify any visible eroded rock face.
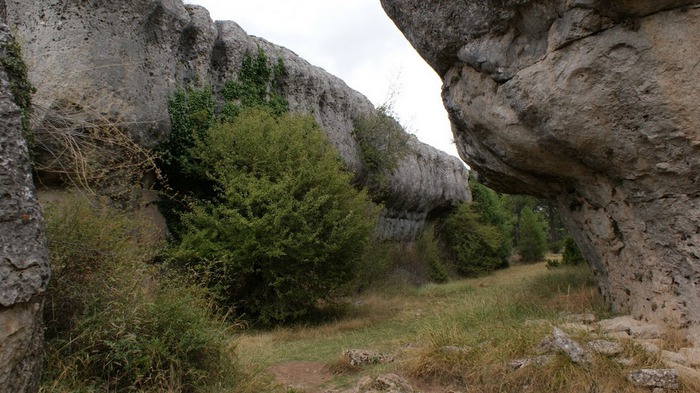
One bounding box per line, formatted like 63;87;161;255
0;24;50;393
6;0;469;241
381;0;700;325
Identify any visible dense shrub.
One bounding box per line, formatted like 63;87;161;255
562;236;586;265
42;195;235;392
417;225;450;283
352;106;410;198
469;179;512;261
157;49;288;239
438;202;509;277
518;207;548;263
169;108;377;325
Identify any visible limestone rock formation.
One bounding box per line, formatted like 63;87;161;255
5;0;469;241
381;0;700;325
0;25;50;393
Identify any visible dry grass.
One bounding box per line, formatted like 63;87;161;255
233;263;698;393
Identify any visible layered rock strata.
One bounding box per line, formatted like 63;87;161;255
5;0;469;241
0;25;50;393
381;0;700;324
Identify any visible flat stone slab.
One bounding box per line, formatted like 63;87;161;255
626;369;679;390
587;339;624;356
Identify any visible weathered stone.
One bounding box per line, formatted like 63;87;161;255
6;0;470;242
663;360;700;386
565;313;597;325
352;373;414;393
661;350;687;365
587;339;624;356
638;340;662;354
538;327;593;366
626;369;679;390
606;331;632;340
679;347;700;367
343;349;394;367
630;323;663;340
598;316;639;334
0;24;50;393
381;0;700;326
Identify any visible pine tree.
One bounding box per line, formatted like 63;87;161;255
518;207;547;263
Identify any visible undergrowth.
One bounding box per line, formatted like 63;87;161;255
40;194;247;393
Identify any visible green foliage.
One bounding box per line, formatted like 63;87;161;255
438;202;509;277
0;33;36;142
160;86;216;176
42;195;236;392
518;207;548;263
416;225;449;283
169;108;377;325
561;236;586;266
158;50;290;239
470;179;512;260
352;106;411;198
221;48;288;118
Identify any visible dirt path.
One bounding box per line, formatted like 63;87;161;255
269;361;334;391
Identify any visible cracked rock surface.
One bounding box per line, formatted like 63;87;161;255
0;24;49;393
5;0;469;241
381;0;700;325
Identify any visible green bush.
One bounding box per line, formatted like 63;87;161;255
352;106;410;198
469;179;512;261
169;108;378;325
157;49;289;239
42;195;236;392
518;207;548;263
416;225;449;283
561;236;586;266
438;202;508;277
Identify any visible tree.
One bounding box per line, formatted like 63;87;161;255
170;108;377;325
469;179;512;263
439;202;508;276
518;207;547;263
561;237;586;265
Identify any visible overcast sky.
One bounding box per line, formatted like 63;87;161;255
186;0;460;158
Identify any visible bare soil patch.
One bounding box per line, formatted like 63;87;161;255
269;361;333;390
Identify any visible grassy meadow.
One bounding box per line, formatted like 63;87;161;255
231;261;692;393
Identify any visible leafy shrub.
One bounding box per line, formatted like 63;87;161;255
352;106;410;198
157;50;289;239
42;194;235;392
438;202;509;277
416;225;449;283
169;108;377;325
518;207;547;263
561;236;586;265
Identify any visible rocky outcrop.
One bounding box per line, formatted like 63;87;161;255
381;0;700;325
0;25;50;393
5;0;469;241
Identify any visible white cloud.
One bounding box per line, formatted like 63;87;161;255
186;0;460;158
